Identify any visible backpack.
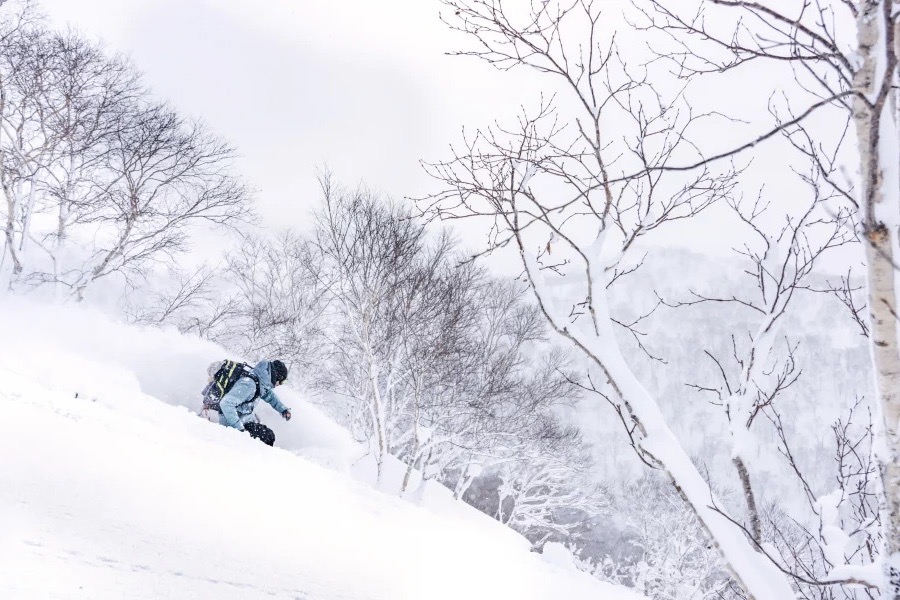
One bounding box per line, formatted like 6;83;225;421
201;359;260;413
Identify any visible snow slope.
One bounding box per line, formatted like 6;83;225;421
0;299;639;600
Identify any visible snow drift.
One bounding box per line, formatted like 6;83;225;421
0;297;640;600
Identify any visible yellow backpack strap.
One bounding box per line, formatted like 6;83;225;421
216;361;238;396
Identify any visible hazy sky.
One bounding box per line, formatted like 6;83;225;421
39;0;536;235
35;0;829;267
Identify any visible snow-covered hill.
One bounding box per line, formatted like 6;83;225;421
0;298;639;600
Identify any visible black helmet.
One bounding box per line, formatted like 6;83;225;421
270;360;288;386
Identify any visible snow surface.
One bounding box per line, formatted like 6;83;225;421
0;298;641;600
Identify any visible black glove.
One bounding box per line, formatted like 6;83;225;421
282;409;291;421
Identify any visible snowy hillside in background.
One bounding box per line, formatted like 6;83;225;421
581;244;871;475
0;298;640;600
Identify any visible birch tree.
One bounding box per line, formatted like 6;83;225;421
312;178;433;480
424;1;801;598
312;176;586;511
223;232;328;374
393;249;481;492
0;16;56;283
0;14;140;288
39;29;141;275
672;180;856;547
62;100;249;300
636;1;900;596
0;2;249;297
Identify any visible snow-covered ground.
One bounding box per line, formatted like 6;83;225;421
0;298;640;600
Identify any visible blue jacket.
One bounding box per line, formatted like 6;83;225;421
218;361;288;430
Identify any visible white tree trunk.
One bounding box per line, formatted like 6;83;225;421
18;177;37;262
855;3;900;595
55;155;75;296
2;180;21;283
365;344;386;484
401;399;420;494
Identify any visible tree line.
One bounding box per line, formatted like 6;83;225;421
0;0;249;299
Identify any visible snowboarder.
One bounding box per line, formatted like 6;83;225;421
202;359;292;446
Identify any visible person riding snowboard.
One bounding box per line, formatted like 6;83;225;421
205;359;291;445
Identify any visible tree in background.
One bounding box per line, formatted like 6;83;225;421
597;474;739;600
637;1;899;596
302;175;600;539
672;180;855;546
0;1;251;298
310;177;432;481
426;1;897;598
422;2;798;598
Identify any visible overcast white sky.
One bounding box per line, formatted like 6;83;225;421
39;0;538;235
35;0;837;268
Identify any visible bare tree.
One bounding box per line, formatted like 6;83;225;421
0;3;249;299
486;423;604;545
635;2;900;596
312;177;432;481
420;2;803;598
759;398;882;600
0;9;54;282
674;178;856;547
38;29;142;263
391;271;599;537
0;15;141;287
124;264;240;340
311;175;589;528
391;273;584;503
223;231;328;374
398;277;517;489
392;245;482;492
62;101;250;300
599;473;739;600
